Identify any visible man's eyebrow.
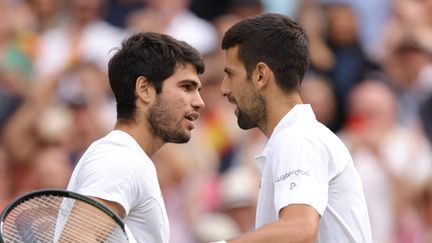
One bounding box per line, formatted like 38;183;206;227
179;79;202;89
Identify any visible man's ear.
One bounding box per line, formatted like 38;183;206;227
253;62;271;90
135;76;154;103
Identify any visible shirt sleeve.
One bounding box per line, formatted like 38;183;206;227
270;135;329;216
73;148;138;215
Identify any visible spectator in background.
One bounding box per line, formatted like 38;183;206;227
56;62;116;161
300;73;338;131
338;79;432;243
1;71;68;165
1;62;113;165
381;38;432;129
153;143;202;243
30;145;73;189
301;2;377;132
323;3;376;128
25;0;65;32
320;0;392;62
299;2;378;132
126;0;217;55
0;62;113;201
0;2;33;90
378;0;432;130
384;40;432;127
33;0;127;78
104;0;146;28
297;3;335;82
193;164;259;243
218;165;259;234
378;0;432;59
0;0;62;86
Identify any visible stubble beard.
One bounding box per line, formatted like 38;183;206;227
237;90;267;130
147;96;190;144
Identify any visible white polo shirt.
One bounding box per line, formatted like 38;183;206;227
67;130;170;243
255;105;372;243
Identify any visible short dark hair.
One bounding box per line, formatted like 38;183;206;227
108;32;205;120
221;13;309;92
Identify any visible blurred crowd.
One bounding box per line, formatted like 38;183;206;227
0;0;432;242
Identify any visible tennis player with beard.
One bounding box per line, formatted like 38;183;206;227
66;32;205;242
214;13;372;243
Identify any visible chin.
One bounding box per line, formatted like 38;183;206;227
175;138;190;144
167;133;191;144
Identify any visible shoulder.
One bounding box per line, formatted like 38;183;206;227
75;132;150;177
269;122;349;166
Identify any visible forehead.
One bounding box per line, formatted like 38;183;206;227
164;63;202;86
225;46;242;67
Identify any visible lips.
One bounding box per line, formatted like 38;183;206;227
185;112;199;121
184;112;199;130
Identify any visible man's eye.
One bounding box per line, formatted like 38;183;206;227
182;84;193;91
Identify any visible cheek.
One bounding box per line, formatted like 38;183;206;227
230;81;244;98
163;94;188;111
237;83;254;101
176;95;189;108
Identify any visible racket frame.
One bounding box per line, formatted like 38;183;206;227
0;189;127;243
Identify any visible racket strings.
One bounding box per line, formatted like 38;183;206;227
2;195;129;243
57;201;123;242
4;196;59;243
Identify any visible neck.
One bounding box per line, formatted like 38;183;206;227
261;92;303;138
114;120;164;157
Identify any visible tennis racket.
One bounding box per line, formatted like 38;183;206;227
0;189;132;243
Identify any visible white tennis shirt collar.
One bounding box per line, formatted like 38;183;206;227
254;104;315;171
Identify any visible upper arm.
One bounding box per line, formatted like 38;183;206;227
279;204;320;239
72;152;139;218
226;204;320;243
271;135;329;216
92;197;126;219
